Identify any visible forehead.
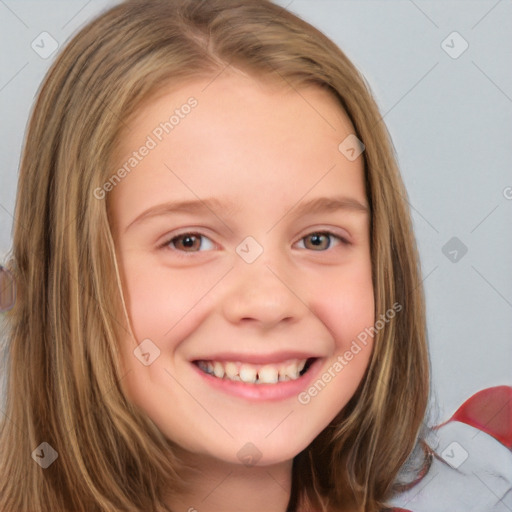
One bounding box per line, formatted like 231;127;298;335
108;72;367;222
115;70;355;155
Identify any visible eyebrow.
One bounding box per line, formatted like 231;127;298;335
290;196;369;216
124;195;369;233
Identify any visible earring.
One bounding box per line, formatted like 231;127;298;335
0;265;16;312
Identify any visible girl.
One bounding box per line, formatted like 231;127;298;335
0;0;433;510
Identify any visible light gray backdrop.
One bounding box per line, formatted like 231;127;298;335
0;0;511;424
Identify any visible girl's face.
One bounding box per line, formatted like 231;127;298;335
109;71;374;466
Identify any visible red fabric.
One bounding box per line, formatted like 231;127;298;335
434;385;512;449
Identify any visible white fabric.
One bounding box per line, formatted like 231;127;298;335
389;421;512;511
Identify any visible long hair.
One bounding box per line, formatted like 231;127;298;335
0;1;432;510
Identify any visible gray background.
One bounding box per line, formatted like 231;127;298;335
0;0;511;423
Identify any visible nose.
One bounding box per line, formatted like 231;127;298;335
221;252;306;329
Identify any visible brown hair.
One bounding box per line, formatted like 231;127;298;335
0;1;432;510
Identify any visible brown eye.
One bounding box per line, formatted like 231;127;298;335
168;233;213;252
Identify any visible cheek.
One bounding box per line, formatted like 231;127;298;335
116;261;218;418
298;262;375;423
312;260;375;351
121;258;214;344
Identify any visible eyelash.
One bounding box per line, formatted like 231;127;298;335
159;230;351;256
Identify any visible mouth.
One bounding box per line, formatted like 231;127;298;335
192;357;317;385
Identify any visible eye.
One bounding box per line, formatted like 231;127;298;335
297;231;349;251
163;232;215;253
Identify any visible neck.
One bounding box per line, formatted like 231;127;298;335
165;449;293;512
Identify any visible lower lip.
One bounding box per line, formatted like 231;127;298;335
191;358;323;401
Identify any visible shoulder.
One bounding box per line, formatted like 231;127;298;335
387;385;512;512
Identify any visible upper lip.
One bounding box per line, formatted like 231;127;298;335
191;351;320;365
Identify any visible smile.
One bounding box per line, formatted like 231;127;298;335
194;358;315;384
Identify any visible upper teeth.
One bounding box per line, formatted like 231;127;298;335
197;359;308;384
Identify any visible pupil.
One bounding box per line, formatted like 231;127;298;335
183;236;196;248
308;233;329;250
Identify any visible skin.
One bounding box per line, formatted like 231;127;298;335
108;69;374;512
